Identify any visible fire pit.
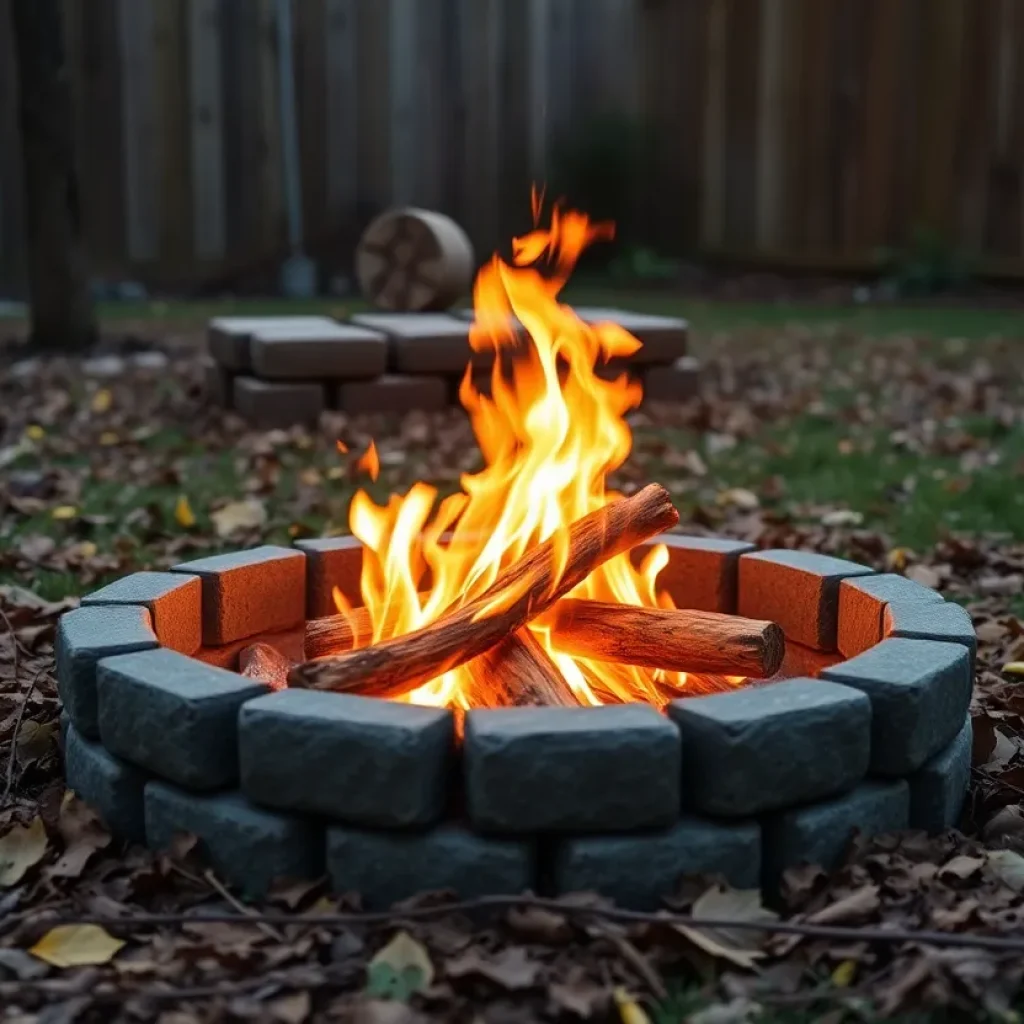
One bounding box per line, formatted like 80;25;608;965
56;199;976;909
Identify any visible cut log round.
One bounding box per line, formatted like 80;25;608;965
356;207;476;312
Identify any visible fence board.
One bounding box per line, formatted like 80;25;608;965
723;0;759;248
324;0;358;226
756;0;787;248
188;0;226;261
700;0;727;246
356;0;391;216
0;0;25;293
295;0;329;240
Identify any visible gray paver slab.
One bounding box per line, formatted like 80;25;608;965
232;377;326;428
56;605;158;738
571;308;689;364
464;705;681;833
738;550;876;650
350;311;486;373
98;648;267;790
249;321;387;379
667;678;871;816
762;781;909;892
293;536;363;619
553;816;760;910
909;714;972;833
640;534;756;613
207;316;341;370
837;574;944;658
239;689;454;826
171;545;306;646
820;637;972;776
65;722;148;842
145;782;323;898
327;823;534;909
884;601;977;663
82;571;202;655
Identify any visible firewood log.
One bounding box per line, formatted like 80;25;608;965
287;483;679;696
548;600;785;679
462;628;580;708
240;642;293;691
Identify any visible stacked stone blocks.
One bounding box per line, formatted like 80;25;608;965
58;538;975;908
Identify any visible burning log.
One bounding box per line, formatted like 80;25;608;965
548;600;785;679
240;642;293;691
463;629;580;708
304;601;416;660
287;483;679;696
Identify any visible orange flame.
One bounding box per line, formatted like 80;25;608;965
339;193;706;708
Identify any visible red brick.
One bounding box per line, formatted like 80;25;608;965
633;534;755;613
292;536;364;619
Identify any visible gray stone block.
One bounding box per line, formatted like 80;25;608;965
208;316;341;370
171;545;306;646
82;571;203;656
636;534;756;614
571;308;689;365
202;356;233;406
909;715;972;833
293;535;363;619
884;601;977;663
351;311;483;373
820;638;971;776
249;320;388;380
762;780;909;891
232;377;326;428
64;722;148;842
738;550;876;650
239;689;454;826
98;648;268;790
145;782;323;898
837;574;944;658
336;375;448;414
667;678;871;817
464;705;681;833
553;816;760;910
56;605;159;738
326;823;534;909
643;357;702;403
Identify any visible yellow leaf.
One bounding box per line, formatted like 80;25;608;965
99;431;120;446
24;425;45;441
211;498;267;539
831;959;857;987
174;494;196;529
672;886;778;970
613;987;652;1024
1002;662;1024;677
0;817;49;887
90;389;113;414
30;924;124;968
50;505;78;521
366;930;434;1000
887;547;909;571
76;541;98;560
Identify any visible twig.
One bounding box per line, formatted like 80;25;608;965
972;766;1024;799
596;925;668;1000
202;868;286;943
1;667;45;808
14;894;1024;953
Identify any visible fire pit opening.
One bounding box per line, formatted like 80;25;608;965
56;197;975;910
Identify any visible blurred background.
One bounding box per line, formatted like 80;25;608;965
2;0;1019;304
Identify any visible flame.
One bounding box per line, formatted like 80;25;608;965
339;192;724;709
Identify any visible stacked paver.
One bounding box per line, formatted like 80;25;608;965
57;538;975;908
202;310;699;427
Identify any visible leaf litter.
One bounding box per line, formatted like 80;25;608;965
2;323;1024;1017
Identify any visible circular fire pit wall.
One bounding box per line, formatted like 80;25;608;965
56;536;975;908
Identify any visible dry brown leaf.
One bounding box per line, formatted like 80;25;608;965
211;497;267;538
445;945;541;990
905;564;941;589
0;816;49;887
939;855;986;881
804;884;880;925
366;930;434;1000
672;886;778;970
987;849;1024;892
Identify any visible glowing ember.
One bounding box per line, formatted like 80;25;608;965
333;191;738;709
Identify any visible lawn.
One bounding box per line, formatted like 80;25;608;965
1;295;1023;1021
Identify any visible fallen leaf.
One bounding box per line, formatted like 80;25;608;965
613;987;652;1024
24;424;45;441
717;487;759;511
50;505;78;521
685;999;759;1024
939;854;986;881
46;793;110;879
174;494;196;529
445;946;541;990
211;497;267;538
987;849;1024;892
1002;662;1024;677
366;931;433;1002
90;388;113;413
821;509;863;527
831;959;857;988
673;886;778;970
30;924;125;968
0;817;49;887
905;564;941;589
805;884;880;925
268;991;312;1023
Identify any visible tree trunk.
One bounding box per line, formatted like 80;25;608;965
10;0;96;351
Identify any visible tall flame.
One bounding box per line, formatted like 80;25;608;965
337;192;694;709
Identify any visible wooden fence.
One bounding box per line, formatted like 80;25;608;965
2;0;1024;295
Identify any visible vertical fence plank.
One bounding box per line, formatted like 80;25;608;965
0;0;26;293
830;0;868;250
388;0;417;205
119;0;160;262
459;0;501;254
799;0;834;249
723;0;759;248
500;0;533;239
324;0;359;226
188;0;225;262
701;0;727;246
256;0;284;251
295;0;329;240
356;0;390;214
155;0;192;270
756;0;787;248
